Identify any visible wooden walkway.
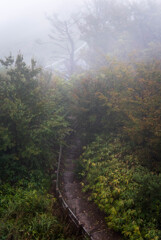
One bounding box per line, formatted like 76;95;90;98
60;139;122;240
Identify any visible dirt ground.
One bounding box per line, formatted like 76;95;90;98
60;139;122;240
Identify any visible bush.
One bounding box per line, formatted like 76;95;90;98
0;174;75;240
79;136;161;240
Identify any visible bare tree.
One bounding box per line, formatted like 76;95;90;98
47;14;80;77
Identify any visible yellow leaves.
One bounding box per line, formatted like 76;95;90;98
99;176;106;182
81;182;84;187
116;188;121;194
134;225;140;233
110;206;116;215
127;87;134;92
112;179;119;185
123;231;132;237
96;91;108;103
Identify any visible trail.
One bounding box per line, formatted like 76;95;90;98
60;139;122;240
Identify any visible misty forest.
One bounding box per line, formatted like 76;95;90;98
1;0;161;239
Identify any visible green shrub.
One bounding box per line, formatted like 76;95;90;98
79;136;161;240
0;175;75;240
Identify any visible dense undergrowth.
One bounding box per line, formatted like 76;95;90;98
79;136;161;239
1;47;161;239
0;171;76;240
71;58;161;239
0;55;77;240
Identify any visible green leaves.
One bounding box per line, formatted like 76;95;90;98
79;136;161;239
0;176;72;240
71;59;161;169
0;55;70;181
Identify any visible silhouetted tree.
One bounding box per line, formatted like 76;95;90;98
47;15;80;77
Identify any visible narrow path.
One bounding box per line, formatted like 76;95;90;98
60;139;122;240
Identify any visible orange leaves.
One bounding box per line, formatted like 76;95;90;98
71;58;161;164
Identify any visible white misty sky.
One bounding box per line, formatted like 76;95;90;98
0;0;83;64
0;0;82;26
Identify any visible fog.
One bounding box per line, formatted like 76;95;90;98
0;0;83;66
1;0;161;74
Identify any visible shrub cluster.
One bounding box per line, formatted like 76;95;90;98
0;171;75;240
79;136;161;239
